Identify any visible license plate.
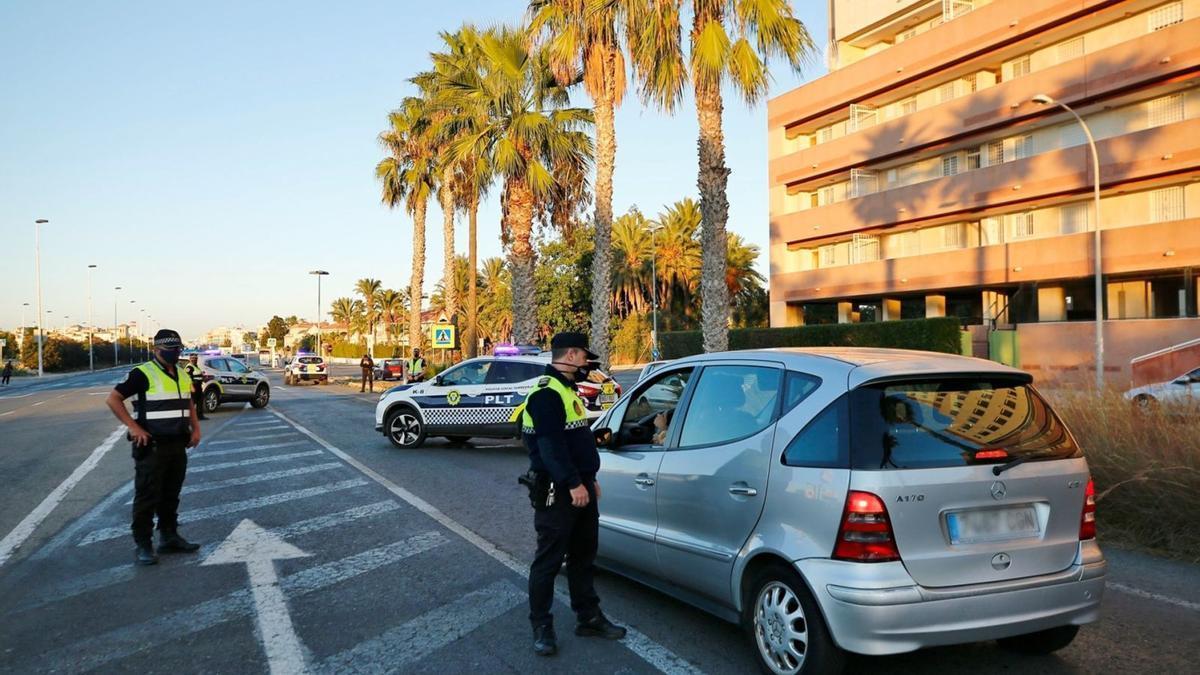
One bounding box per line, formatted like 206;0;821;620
598;393;617;404
946;506;1039;544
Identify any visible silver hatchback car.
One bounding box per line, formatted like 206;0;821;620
592;348;1105;674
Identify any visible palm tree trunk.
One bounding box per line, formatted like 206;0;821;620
589;84;616;369
506;178;537;345
409;198;427;355
439;166;458;335
695;78;730;352
467;190;479;358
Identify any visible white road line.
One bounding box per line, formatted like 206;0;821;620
205;432;298;445
196;440;309;458
0;392;35;400
271;409;704;675
318;580;525;673
124;463;344;503
31;400;46;407
188;450;325;473
0;426;125;568
0;410;14;417
77;478;368;546
1108;582;1200;613
25;532;449;672
236;420;289;428
18;501;403;612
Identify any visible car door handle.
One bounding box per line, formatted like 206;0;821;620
728;485;758;497
634;476;655;487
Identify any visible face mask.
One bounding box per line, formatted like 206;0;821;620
551;360;592;381
159;349;182;366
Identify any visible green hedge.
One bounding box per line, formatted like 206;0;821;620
659;318;965;359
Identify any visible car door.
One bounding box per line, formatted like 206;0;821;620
654;362;785;604
596;366;695;576
224;357;256;397
206;358;238;396
422;359;492;430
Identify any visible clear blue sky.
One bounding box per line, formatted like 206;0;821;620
1;1;827;339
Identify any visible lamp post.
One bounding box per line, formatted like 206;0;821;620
1032;94;1104;391
20;302;29;362
113;286;122;366
309;270;329;357
129;300;137;363
34;219;48;377
650;225;661;361
87;264;97;371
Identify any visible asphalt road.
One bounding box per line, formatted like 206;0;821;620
1;365;1197;673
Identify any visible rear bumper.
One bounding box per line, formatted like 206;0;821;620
291;373;327;381
797;540;1106;655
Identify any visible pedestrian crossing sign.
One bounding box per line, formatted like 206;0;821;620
430;324;457;349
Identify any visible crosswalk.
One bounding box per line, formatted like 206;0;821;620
0;407;700;674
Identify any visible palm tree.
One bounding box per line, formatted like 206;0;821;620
654;198;702;317
354;278;383;348
725;233;765;305
438;26;593;345
329;297;365;340
631;0;814;350
477;257;513;343
610;208;653;317
377;95;439;353
376;288;407;343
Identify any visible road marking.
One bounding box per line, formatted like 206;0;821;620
124;463;344;503
31;400;46;407
237;419;289;427
206;432;298;445
77;478;368;546
0;410;14;417
196;440;309;458
24;532;449;672
317;580;524;673
270;409;704;675
188;449;326;473
203;520;312;675
0;392;35;400
1108;582;1200;613
0;426;125;568
18;500;403;613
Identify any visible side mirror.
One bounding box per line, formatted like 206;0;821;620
593;427;613;448
433;375;443;386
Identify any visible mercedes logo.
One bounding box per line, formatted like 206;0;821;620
990;480;1007;500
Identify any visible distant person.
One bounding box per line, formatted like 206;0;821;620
2;360;12;385
360;353;375;393
183;354;207;420
105;329;202;566
407;348;426;383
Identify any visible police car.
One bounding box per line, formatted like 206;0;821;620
374;354;622;449
193;352;272;413
285;353;328;385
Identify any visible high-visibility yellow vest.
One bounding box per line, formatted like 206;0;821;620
512;375;589;434
135;360;193;437
408;358;425;376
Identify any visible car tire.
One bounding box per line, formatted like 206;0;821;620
1133;394;1158;415
385;406;427;449
251;383;270;409
443;436;471;445
997;625;1079;654
203;387;221;414
743;563;845;675
284;374;292;385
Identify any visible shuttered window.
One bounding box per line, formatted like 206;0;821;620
1148;2;1183;31
1148;94;1184;128
1150;186;1185;222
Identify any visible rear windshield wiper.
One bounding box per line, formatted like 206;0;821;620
993;455;1029;476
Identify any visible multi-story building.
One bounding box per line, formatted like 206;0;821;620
768;0;1200;386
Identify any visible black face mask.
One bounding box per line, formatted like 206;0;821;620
552;360;593;381
158;349;182;366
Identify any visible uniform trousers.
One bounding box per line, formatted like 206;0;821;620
528;483;601;627
131;436;189;544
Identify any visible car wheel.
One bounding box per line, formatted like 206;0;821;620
385;407;426;449
743;563;844;675
284;374;292;385
443;435;471;445
203;387;221;414
1133;394;1158;414
251;383;270;408
997;625;1079;654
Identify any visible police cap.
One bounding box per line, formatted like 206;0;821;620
153;329;184;349
549;331;598;360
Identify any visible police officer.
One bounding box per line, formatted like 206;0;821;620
360;353;375;392
407;348;425;383
183;353;207;420
105;329;202;566
520;332;625;656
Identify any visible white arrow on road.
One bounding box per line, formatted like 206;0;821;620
203;519;312;675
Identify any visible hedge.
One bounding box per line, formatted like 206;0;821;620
659;318;965;359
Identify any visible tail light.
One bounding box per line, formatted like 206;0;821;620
1079;478;1096;540
833;491;900;562
317;364;326;372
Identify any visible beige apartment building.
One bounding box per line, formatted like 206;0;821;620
767;0;1200;386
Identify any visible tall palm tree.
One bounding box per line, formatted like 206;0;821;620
376;288;408;343
654;198;702;316
528;0;637;368
631;0;814;351
477;257;513;343
354;278;383;348
610;208;653;317
438;26;593;345
725;233;765;304
377;95;439;353
329;297;365;339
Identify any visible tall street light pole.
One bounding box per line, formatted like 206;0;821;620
87;264;97;371
309;271;329;357
34;219;48;377
1032;94;1104;391
650;225;661;361
19;302;29;362
114;286;122;366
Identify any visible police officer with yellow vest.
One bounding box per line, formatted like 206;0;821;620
521;332;625;656
105;329;202;566
183;353;207;420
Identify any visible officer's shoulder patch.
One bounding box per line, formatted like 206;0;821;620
537;376;551;387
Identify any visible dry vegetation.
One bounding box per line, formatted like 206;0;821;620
1047;389;1200;561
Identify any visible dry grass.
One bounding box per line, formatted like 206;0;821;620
1046;389;1200;561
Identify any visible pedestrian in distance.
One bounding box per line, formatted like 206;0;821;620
517;331;626;656
1;360;12;385
105;329;203;566
406;348;425;383
360;352;375;393
183;353;207;420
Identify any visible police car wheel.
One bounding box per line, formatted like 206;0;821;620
203;388;220;413
250;384;270;409
385;407;426;449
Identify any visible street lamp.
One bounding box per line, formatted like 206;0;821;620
1032;94;1104;391
309;270;329;357
87;264;97;371
19;302;29;361
34;219;48;377
113;286;122;366
650;224;662;361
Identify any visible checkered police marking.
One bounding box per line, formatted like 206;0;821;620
422;407;517;426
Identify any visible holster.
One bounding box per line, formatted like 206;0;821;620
518;470;554;510
130;437;157;462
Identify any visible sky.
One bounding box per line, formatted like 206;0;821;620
0;1;828;340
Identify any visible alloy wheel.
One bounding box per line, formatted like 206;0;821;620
389;413;422;447
753;581;809;674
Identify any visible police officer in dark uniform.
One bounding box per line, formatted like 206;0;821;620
520;332;625;656
105;329;202;566
183;353;207;420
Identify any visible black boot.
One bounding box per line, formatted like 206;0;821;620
135;542;159;566
575;613;626;640
158;530;200;553
532;624;558;656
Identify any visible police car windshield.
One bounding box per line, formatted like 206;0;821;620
298;357;323;364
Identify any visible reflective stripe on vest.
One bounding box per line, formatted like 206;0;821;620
135;361;192;436
515;375;589;434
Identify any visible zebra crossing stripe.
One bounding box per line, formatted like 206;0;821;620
205;433;299;445
123;463;344;504
188;450;325;473
77;479;368;546
195;440;309;458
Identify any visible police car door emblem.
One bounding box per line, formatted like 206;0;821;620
447;390;461;406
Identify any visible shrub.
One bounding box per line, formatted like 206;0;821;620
659;318;964;359
611;313;652;365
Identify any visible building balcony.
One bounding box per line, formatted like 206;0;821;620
770;18;1200;187
771;217;1200;302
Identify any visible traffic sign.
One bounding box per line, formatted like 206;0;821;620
267;338;277;348
430;324;456;350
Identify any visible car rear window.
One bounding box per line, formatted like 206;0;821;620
298;357;323;365
848;378;1081;470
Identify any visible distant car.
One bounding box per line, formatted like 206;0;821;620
1124;367;1200;411
194;354;271;413
285;354;328;385
373;358;405;381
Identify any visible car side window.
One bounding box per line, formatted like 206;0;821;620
678;365;783;448
486;362;542;384
617;368;693;447
228;360;249;374
783;371;821;413
782;396;849;468
441;361;490;386
208;359;228;371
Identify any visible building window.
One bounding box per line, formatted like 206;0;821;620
848;104;878;132
938;81;958;104
819;245;837;268
850;234;881;264
943;0;975;21
1013;135;1034;160
964;73;979;93
1057;37;1084;62
942;223;965;249
981;216;1003;245
849;169;878;198
817;125;833;144
1148;94;1184;127
1060;202;1090;234
818;186;835;206
966;146;982;170
1148;2;1183;31
1005;55;1031;80
941;154;960;177
1150;186;1185;222
895;230;920;257
987;139;1005;166
900;97;917;115
897;28;918;43
1008;211;1035;239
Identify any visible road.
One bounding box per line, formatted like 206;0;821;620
0;365;1197;673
